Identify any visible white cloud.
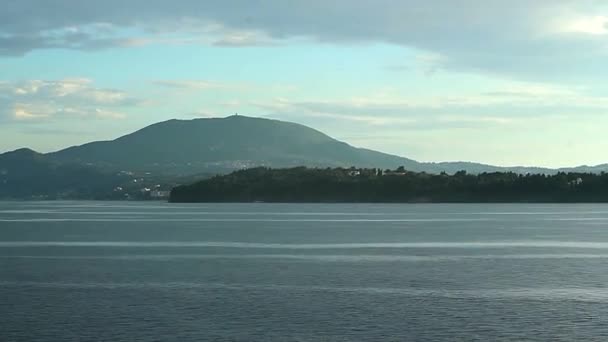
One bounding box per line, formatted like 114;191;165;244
152;79;290;93
94;108;126;119
2;1;608;80
188;110;219;118
0;79;138;122
13;104;51;120
153;80;228;90
251;82;608;129
556;15;608;35
211;30;276;47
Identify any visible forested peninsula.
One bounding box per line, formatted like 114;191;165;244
170;167;608;203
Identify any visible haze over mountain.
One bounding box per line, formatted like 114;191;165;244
3;114;608;199
4;115;608;178
48;115;426;174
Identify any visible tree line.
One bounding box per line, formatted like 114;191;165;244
170;167;608;203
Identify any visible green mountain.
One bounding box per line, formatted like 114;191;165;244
3;115;608;200
0;148;127;199
49;115;425;175
51;115;603;175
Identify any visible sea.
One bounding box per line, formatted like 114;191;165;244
2;201;608;341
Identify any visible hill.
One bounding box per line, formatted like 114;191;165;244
0;148;128;199
49;115;425;175
48;115;608;175
3;115;608;200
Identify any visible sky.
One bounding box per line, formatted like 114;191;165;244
1;0;608;168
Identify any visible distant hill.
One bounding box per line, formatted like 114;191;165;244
0;148;127;199
1;115;435;199
46;115;608;175
2;115;608;199
49;115;426;175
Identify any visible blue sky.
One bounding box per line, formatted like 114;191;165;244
2;0;608;167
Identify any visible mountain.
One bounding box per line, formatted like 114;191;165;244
46;115;608;175
3;115;608;199
1;115;436;199
0;148;127;199
49;115;428;175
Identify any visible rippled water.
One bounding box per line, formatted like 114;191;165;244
2;202;608;341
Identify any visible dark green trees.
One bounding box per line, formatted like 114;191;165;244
170;167;608;203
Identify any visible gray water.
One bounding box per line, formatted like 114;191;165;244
2;202;608;341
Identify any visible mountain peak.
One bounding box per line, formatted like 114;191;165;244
48;115;415;175
3;148;41;157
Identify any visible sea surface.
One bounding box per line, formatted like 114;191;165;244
2;201;608;341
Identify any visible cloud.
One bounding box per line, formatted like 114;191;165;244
559;15;608;35
211;30;276;47
0;78;138;122
0;24;140;56
187;110;219;118
17;126;92;136
152;79;294;93
2;1;608;80
152;80;231;90
251;82;608;130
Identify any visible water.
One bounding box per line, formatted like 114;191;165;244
2;202;608;341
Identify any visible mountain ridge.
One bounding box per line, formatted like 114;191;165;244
3;115;608;176
47;115;425;174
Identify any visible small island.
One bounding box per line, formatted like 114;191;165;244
170;167;608;203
